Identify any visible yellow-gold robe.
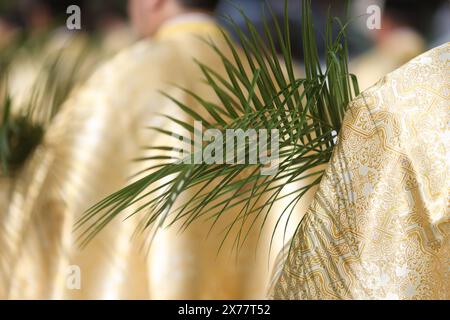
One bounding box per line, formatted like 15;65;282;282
2;16;273;299
0;31;104;299
272;42;449;299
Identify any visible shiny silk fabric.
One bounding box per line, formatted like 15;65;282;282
272;43;449;299
1;18;271;299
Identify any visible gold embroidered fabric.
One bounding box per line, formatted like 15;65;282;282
272;42;450;300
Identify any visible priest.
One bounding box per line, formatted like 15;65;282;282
272;42;449;299
4;0;268;299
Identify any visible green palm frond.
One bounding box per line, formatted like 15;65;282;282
78;0;360;251
0;90;44;174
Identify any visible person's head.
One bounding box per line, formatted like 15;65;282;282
128;0;219;38
19;0;53;31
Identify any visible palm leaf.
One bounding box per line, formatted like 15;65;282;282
78;0;359;251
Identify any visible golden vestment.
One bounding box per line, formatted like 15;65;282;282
2;17;272;299
0;31;102;298
272;43;449;299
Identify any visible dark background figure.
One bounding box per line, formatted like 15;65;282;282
217;0;449;63
0;0;449;67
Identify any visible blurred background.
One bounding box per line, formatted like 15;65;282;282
1;0;449;93
1;1;449;55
